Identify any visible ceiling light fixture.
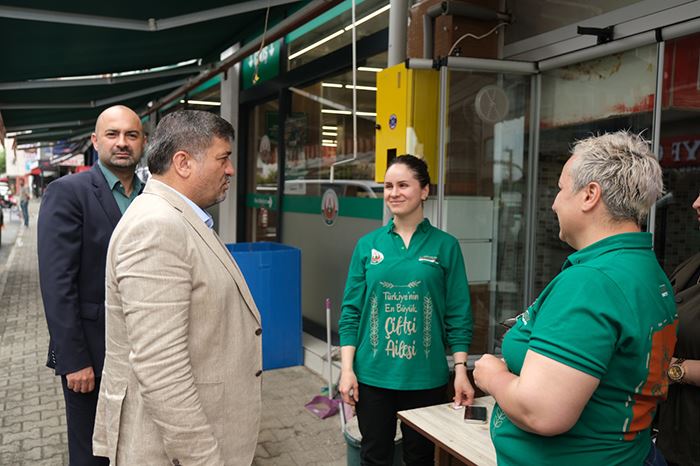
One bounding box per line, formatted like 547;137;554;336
288;29;345;60
289;5;391;61
344;4;391;31
344;84;377;91
180;99;221;106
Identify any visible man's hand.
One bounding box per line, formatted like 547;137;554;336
66;366;95;393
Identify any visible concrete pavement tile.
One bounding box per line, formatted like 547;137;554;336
41;445;67;463
310;459;346;466
22;445;43;461
0;452;23;466
23;415;59;432
252;451;298;466
23;433;61;451
41;425;66;438
290;447;331;465
326;443;349;461
255;443;271;459
2;427;40;444
271;426;296;441
257;428;276;443
25;401;57;416
263;437;304;457
0;422;23;435
0;442;20;453
1;406;23;425
35;455;65;466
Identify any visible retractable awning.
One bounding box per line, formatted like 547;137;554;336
0;1;340;145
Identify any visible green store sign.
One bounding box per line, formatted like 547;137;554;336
247;193;278;210
242;39;282;90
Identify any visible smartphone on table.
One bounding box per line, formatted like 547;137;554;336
463;405;488;424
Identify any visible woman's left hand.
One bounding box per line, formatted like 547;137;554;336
453;370;475;407
473;354;508;395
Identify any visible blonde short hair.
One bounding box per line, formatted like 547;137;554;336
570;131;663;225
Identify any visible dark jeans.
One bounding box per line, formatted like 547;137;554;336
644;442;668;466
20;200;29;226
355;382;447;466
60;376;109;466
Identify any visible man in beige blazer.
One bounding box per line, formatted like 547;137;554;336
93;110;262;465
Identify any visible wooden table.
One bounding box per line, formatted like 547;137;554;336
398;396;497;466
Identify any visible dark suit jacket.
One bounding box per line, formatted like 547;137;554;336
38;165;129;376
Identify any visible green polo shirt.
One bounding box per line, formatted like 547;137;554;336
97;161;142;214
338;218;473;390
492;232;678;466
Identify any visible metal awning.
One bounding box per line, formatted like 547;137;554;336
0;0;339;144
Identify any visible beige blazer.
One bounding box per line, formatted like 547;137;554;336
93;179;262;466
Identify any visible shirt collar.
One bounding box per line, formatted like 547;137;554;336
386;217;431;234
97;160;143;194
159;182;214;229
563;232;652;269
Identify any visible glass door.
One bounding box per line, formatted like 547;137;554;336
653;32;700;273
245;99;280;242
437;63;535;355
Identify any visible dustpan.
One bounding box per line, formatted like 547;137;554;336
305;298;341;419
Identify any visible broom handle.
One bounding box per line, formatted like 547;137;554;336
326;298;332;398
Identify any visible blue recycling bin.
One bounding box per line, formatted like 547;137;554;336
225;242;302;370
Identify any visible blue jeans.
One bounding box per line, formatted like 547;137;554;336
644;442;668;466
20;200;29;226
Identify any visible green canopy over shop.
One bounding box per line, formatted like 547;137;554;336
0;0;338;145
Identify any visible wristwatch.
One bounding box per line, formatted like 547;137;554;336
668;358;686;383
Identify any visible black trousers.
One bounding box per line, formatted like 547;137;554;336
60;376;110;466
355;382;447;466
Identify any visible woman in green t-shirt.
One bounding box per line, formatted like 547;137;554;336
338;155;475;465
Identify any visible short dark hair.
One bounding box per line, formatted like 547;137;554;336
147;110;235;175
388;154;431;188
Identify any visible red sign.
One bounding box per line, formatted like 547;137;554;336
659;135;700;168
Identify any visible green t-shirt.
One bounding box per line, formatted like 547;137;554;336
492;233;678;466
338;218;473;390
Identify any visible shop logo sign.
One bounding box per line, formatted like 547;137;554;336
321;188;339;226
389;114;397;129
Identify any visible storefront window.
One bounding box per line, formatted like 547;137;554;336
444;70;532;355
281;52;385;335
285;52;385;191
534;44;657;293
286;0;389;70
654;32;700;273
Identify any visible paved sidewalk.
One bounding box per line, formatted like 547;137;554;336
0;200;347;465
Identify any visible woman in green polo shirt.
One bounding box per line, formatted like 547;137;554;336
473;132;677;466
338;155;475;466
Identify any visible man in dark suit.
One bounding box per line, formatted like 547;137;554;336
38;105;145;465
